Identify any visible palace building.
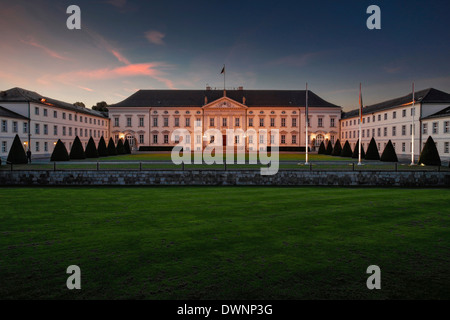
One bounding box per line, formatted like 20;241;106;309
0;87;110;158
340;88;450;161
108;88;341;151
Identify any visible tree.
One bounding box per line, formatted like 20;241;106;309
365;137;380;160
325;141;333;155
317;141;326;155
352;140;365;159
70;136;86;160
340;140;353;157
98;136;109;157
116;139;126;155
418;136;441;166
51;139;70;161
73;102;85;108
85;137;99;158
92;101;109;112
124;138;132;154
380;140;398;162
331;139;342;156
7;134;27;164
107;138;117;156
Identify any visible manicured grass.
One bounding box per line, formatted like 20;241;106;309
0;187;449;299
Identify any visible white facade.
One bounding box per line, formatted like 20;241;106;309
109;94;341;151
422;109;450;160
0;108;29;161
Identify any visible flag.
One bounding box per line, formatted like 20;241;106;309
220;66;225;74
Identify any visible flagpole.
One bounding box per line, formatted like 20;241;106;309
223;64;226;92
358;83;362;165
411;82;415;165
305;83;309;165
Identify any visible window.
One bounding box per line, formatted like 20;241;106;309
330;118;335;127
248;118;253;127
80;116;83;123
164;117;169;127
318;118;323;127
402;142;406;152
153;117;158;127
307;117;311;127
139;117;144;127
43;109;48;117
75;115;78;121
153;135;158;144
422;123;428;134
69;114;72;121
13;121;18;133
222;118;227;127
63;127;66;136
445;142;449;154
85;129;87;137
384;127;387;136
164;135;169;144
292;135;297;144
75;128;78;136
368;117;370;123
384;113;387;120
377;128;380;137
402;125;406;136
235;118;240;127
393;111;396;119
210;136;215;143
1;120;6;132
63;113;66;120
54;125;58;136
44;142;48;152
1;141;7;153
378;114;381;121
210;118;214;127
249;135;253;144
114;117;119;127
372;128;375;137
85;117;87;123
35;107;39;115
43;124;48;135
392;126;396;136
69;127;72;136
80;128;83;137
259;118;264;127
292;118;297;127
362;130;365;138
35;124;40;135
195;118;201;127
377;143;380;151
174;118;179;127
54;111;57;118
444;121;449;133
196;135;201;144
89;129;92;137
432;122;438;134
185;118;190;127
235;135;240;144
281;135;286;144
367;129;370;137
185;135;190;143
23;122;28;134
270;135;275;144
139;135;144;144
35;142;40;152
89;118;92;124
259;135;264;144
373;115;375;122
411;108;415;116
270;118;275;127
127;117;132;127
281;118;286;127
402;109;406;117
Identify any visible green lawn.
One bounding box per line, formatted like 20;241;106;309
0;187;449;299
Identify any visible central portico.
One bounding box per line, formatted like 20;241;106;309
108;87;341;152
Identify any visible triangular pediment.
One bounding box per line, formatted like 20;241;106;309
203;96;247;109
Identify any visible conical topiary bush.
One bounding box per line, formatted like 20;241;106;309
325;141;333;155
418;136;441;166
331;139;342;156
340;140;353;157
50;139;69;161
317;141;326;154
124;138;132;154
107;138;117;156
352;140;365;159
98;136;108;157
70;136;86;160
7;134;27;164
116;139;125;155
85;137;99;158
365;137;380;160
380;140;398;162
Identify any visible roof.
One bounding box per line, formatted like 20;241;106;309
342;88;450;119
422;106;450;120
0;87;108;118
110;89;340;108
0;106;29;120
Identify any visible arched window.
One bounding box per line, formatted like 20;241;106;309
315;134;324;146
126;135;135;147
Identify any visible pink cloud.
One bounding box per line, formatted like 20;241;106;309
145;30;165;45
78;86;94;92
21;39;70;61
111;50;131;65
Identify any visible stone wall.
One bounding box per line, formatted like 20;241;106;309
0;170;449;187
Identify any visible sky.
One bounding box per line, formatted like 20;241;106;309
0;0;449;111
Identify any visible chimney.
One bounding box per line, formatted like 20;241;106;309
242;96;246;105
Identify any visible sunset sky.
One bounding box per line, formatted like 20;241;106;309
1;0;449;111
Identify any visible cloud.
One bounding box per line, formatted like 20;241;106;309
145;30;165;45
78;86;94;92
111;50;131;65
21;38;70;61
